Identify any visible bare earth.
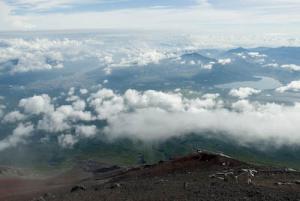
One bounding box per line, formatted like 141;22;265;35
2;152;300;201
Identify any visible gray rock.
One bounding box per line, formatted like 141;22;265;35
70;185;87;193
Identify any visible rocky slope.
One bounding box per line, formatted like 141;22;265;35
2;151;300;201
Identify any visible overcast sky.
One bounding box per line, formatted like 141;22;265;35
1;0;300;34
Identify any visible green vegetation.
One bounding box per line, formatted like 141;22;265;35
2;133;300;173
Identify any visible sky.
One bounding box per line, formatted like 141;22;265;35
0;0;300;34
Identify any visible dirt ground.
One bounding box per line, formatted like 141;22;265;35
2;152;300;201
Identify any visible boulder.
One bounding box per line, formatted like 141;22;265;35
70;185;87;193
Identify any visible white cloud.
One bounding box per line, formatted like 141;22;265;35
9;0;75;12
6;87;300;149
37;104;94;132
75;125;97;138
10;51;64;73
57;125;97;148
19;94;54;114
237;52;267;63
7;0;111;12
57;105;93;121
79;88;88;95
0;37;181;75
281;64;300;71
72;99;86;111
2;111;26;123
0;38;83;73
22;5;300;33
276;80;300;92
229;87;261;99
202;63;214;70
0;103;5;118
89;89;125;120
0;34;298;82
56;124;97;148
218;58;231;65
0;1;33;30
123;89;184;112
15;92;94;134
263;63;300;71
263;63;279;68
187;94;223;112
103;47;176;68
134;49;167;66
68;87;75;96
0;122;34;151
231;100;255;112
89;89;223;120
66;95;80;102
0;0;299;44
248;52;267;58
103;98;300;147
88;88;300;147
37;109;71;133
57;134;78;148
209;0;300;9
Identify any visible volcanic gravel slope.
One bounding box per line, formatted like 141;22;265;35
4;152;300;201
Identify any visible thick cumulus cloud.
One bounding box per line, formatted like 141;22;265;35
229;87;261;99
4;87;300;150
88;88;300;147
276;81;300;92
123;49;168;66
75;125;97;138
102;93;300;147
17;93;94;134
37;104;94;133
0;38;83;73
2;111;26;123
19;94;54;114
72;99;86;111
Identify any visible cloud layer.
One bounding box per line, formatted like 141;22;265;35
276;81;300;92
0;123;34;151
229;87;261;99
0;38;82;73
0;37;183;74
2;87;300;150
1;0;300;39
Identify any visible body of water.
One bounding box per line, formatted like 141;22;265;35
215;76;282;90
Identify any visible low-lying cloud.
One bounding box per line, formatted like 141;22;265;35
2;111;26;123
281;64;300;71
276;80;300;92
2;87;300;150
0;37;180;75
0;123;34;151
229;87;261;99
0;38;81;74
